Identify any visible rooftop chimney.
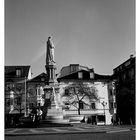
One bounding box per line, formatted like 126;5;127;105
130;54;133;59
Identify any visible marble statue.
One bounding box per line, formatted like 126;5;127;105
46;36;55;63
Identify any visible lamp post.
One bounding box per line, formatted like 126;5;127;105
10;90;14;112
101;101;107;125
24;77;27;117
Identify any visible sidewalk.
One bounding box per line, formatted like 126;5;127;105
5;123;135;136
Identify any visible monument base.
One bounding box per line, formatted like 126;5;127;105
43;85;69;123
46;106;69;123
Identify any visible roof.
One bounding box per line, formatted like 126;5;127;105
5;65;31;79
57;69;112;81
113;56;135;75
57;64;94;79
94;73;112;80
28;72;48;83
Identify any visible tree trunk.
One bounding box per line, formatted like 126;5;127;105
78;108;80;115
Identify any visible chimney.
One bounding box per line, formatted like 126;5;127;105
130;54;133;59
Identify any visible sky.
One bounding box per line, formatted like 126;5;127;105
5;0;135;77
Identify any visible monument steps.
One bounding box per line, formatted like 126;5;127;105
40;119;72;127
45;115;69;123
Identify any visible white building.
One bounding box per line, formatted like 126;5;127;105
57;64;116;125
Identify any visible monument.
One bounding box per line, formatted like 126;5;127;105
43;37;64;123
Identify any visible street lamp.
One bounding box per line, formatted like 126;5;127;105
101;101;107;125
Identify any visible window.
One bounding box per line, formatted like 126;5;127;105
120;66;122;70
114;102;116;108
129;68;135;79
41;77;45;81
110;89;113;96
16;97;22;105
110;102;114;109
37;100;41;106
37;88;41;95
91;103;96;109
123;73;126;81
90;72;94;79
124;61;131;67
65;89;69;96
70;65;77;72
78;72;83;79
98;115;105;122
16;69;22;77
64;102;70;110
38;103;41;106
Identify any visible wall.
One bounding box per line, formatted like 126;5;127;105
58;80;113;125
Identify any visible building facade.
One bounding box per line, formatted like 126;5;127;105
5;66;32;127
113;55;135;125
5;66;48;127
27;73;47;109
57;64;116;125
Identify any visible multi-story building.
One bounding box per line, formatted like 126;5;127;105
5;66;48;127
57;64;116;125
27;73;47;109
113;55;135;125
5;65;32;127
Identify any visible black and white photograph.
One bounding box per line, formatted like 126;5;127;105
4;0;135;140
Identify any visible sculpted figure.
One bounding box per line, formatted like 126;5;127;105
46;36;55;63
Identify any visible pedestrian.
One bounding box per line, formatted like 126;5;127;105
37;108;43;120
31;108;37;122
111;117;113;125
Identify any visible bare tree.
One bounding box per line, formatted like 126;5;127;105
62;82;99;115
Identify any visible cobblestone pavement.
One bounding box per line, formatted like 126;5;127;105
5;124;135;136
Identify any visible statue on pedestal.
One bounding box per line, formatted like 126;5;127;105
43;36;63;121
46;36;55;64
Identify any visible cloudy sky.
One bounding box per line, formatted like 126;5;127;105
5;0;135;77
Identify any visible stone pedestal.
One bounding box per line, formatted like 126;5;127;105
43;84;67;123
45;64;57;84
